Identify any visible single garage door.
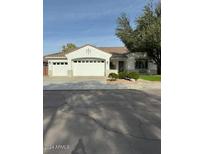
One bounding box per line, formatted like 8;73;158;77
72;59;105;76
52;62;68;76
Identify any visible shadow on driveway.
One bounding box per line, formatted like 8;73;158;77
43;80;128;90
43;90;161;154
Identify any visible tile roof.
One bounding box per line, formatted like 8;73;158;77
44;45;129;59
98;47;128;54
44;52;66;58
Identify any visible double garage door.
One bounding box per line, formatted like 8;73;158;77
72;59;105;76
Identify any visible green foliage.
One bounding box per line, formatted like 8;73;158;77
139;75;161;81
116;1;161;74
62;43;77;52
108;73;119;81
118;71;139;80
127;72;139;80
118;71;128;79
115;13;136;52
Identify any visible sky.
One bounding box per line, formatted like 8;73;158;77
44;0;158;54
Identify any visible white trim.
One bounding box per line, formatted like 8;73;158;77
45;57;66;59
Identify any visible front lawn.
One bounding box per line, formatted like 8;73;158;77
139;75;161;81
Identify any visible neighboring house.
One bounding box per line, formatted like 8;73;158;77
44;44;157;77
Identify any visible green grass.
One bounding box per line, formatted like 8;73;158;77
139;75;161;81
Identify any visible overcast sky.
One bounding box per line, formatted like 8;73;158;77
44;0;159;54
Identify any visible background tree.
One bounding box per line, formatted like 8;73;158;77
62;43;77;52
116;1;161;74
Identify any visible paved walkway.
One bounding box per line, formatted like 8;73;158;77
44;89;161;154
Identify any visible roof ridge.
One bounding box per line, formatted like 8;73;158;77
98;46;126;48
44;44;129;59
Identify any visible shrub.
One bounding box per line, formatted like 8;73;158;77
108;73;118;81
127;72;139;80
118;71;128;79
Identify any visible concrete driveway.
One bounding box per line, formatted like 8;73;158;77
44;89;161;154
43;77;124;90
43;77;160;91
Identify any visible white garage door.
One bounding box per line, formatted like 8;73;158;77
72;59;105;76
52;62;68;76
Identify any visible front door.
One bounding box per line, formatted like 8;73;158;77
119;61;124;72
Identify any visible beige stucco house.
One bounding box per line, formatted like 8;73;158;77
44;44;157;77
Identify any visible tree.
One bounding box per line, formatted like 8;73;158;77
62;45;66;52
116;1;161;74
62;43;77;52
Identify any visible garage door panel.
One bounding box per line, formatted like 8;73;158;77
52;65;68;76
72;60;105;76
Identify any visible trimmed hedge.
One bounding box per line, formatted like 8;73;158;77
108;73;118;81
118;71;128;79
127;72;139;80
118;71;139;80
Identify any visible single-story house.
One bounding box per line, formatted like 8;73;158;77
44;44;157;77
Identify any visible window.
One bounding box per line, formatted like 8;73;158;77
78;61;81;63
53;62;56;65
82;61;85;63
65;62;68;65
61;62;64;65
110;62;116;69
90;61;93;63
74;61;77;63
94;61;96;63
135;59;148;69
86;61;89;63
57;63;60;65
101;61;104;63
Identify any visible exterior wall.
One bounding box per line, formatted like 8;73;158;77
126;52;147;71
148;61;157;74
48;60;53;76
126;56;136;71
125;52;157;74
66;45;112;77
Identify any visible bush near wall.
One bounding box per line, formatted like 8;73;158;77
118;71;128;79
127;72;139;80
118;71;140;80
108;73;119;81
